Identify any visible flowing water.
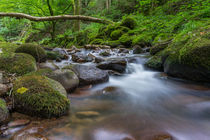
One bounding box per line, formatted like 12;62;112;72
1;53;210;140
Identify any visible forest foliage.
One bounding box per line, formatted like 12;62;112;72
0;0;209;48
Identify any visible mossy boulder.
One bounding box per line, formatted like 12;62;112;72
27;69;79;92
15;43;47;62
110;29;124;40
150;42;169;55
120;16;137;29
119;34;133;47
90;39;104;45
104;40;121;48
145;56;163;71
13;75;70;118
0;98;9;124
46;51;65;60
0;53;37;76
0;42;19;57
164;27;210;82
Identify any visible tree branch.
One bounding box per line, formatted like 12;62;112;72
0;12;113;24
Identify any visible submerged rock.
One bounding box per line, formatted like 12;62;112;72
8;119;30;128
0;99;9;124
12;75;70;118
97;58;127;73
11;126;48;140
76;111;100;119
65;64;109;86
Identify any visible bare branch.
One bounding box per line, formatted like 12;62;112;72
0;12;113;24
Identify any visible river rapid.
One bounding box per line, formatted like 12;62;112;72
1;51;210;140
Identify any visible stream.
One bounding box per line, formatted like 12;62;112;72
1;51;210;140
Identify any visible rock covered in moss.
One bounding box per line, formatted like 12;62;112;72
28;69;79;92
0;53;37;76
150;42;169;55
120;16;137;29
0;98;9;124
15;43;47;62
145;56;163;71
46;51;65;60
164;27;210;82
13;75;70;118
119;34;133;47
164;45;210;82
133;45;143;54
110;29;124;40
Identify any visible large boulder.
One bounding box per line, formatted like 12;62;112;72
29;69;79;92
163;26;210;82
15;43;47;62
64;64;109;86
97;58;127;73
0;98;9;124
164;45;210;82
0;53;37;76
13;75;70;118
48;69;79;92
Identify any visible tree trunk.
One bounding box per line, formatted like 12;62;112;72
0;13;113;24
74;0;81;32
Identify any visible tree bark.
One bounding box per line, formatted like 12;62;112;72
74;0;81;32
0;12;113;24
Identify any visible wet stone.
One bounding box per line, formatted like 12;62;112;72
76;111;100;119
8;119;31;128
153;134;173;140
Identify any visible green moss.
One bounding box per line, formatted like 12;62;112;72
90;39;104;45
15;43;47;62
46;51;64;60
110;29;124;40
150;42;169;55
0;99;7;113
0;42;19;57
120;16;137;29
0;53;37;76
13;75;69;118
26;68;53;76
119;34;133;47
179;38;210;70
132;33;153;46
104;40;121;48
145;56;163;71
153;33;173;44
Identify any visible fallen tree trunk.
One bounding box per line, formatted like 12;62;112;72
0;12;113;24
